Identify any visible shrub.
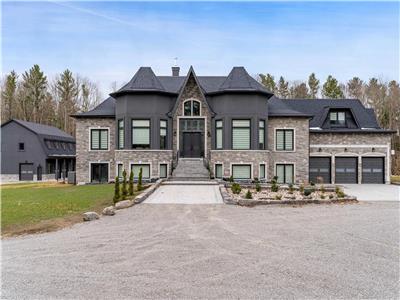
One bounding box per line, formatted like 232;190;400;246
121;170;128;200
271;177;279;192
335;186;340;194
245;190;252;199
320;194;326;199
329;194;334;199
137;167;143;191
229;175;234;183
310;181;315;186
334;186;346;198
113;176;120;204
299;184;304;194
303;188;312;197
275;194;282;200
255;182;261;192
231;183;241;194
288;183;294;194
128;171;134;196
320;184;326;194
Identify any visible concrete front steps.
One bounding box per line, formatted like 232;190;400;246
167;158;217;185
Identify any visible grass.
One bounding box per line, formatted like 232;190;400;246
391;175;400;183
1;182;115;236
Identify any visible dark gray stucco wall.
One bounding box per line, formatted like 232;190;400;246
1;122;47;174
208;93;269;150
115;94;175;149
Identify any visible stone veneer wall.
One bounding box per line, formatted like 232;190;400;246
172;75;212;164
115;150;173;178
210;150;270;179
268;117;310;184
76;118;115;184
310;133;392;183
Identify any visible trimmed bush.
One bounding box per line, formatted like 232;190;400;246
121;170;128;200
320;184;326;194
271;177;279;192
329;194;334;199
229;175;234;183
303;188;312;197
255;182;261;192
113;176;120;204
288;183;294;194
245;190;252;199
275;194;282;200
128;171;134;196
137;167;143;191
231;183;241;194
299;184;305;194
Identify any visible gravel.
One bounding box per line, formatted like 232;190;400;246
2;202;399;299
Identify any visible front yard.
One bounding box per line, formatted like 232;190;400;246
1;182;114;236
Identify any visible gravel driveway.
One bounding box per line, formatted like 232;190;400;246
2;202;399;299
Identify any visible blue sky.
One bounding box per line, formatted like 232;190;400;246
2;1;399;95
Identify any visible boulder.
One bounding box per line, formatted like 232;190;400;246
115;200;133;209
102;206;116;216
83;212;99;221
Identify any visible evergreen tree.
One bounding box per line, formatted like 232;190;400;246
259;73;276;93
308;73;320;98
128;171;134;196
1;71;18;121
346;77;364;100
113;176;120;204
137;167;143;191
290;82;309;98
121;169;128;199
322;75;344;98
277;76;290;98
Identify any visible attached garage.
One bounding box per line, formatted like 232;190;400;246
362;157;384;184
309;157;331;184
19;163;34;181
335;157;358;184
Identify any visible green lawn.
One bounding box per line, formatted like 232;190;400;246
1;183;114;235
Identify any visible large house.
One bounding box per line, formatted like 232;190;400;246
1;119;76;182
73;66;393;185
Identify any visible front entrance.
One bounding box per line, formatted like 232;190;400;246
91;163;108;183
182;132;202;158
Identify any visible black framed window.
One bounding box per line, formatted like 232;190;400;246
259;120;265;150
132;120;150;149
259;164;266;179
159;164;168;178
118;119;124;149
232;164;251;179
183;100;201;116
91;129;108;150
117;163;124;179
18;142;25;151
160;120;167;149
276;129;294;151
215;120;223;149
215;164;223;178
276;164;294;184
232;120;251;150
330;111;346;126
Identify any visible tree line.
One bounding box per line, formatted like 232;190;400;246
1;65;102;135
259;73;400;175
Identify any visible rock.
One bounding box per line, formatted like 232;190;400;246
102;206;116;216
83;212;99;221
115;200;133;209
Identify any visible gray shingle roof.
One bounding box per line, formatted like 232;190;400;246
73;97;116;118
268;96;312;117
5;119;74;139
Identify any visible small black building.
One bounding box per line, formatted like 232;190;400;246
1;119;76;182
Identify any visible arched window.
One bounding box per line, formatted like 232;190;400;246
183;100;201;116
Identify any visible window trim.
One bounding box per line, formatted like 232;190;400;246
259;163;266;180
88;161;110;183
231;119;251;150
275;128;295;152
259;119;266;150
274;163;295;184
160;119;168;150
131;119;151;149
89;127;110;151
230;163;253;180
183;99;201;117
118;119;124;149
214;163;223;179
215;119;223;150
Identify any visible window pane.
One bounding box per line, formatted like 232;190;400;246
216;120;223;128
338;112;345;121
260;164;265;179
160;128;167;136
192;101;200;116
330;112;337;121
132;120;150;127
285;130;293;151
215;164;222;178
160;120;167;128
232;165;251;179
259;128;265;149
276;165;284;183
131;164;150;179
132;128;150;145
285;165;294;184
276;130;284;150
160;164;167;178
184;101;191;116
100;130;108;149
259;121;264;128
216;128;223;149
118;164;123;178
232;120;250;127
91;130;99;149
232;128;250;149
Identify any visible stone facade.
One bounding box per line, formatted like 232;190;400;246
210;150;270;179
268;117;310;184
310;132;392;183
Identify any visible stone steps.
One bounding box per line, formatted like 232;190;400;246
171;158;210;180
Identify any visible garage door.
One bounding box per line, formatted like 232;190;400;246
19;163;34;181
335;157;358;184
362;157;384;183
309;157;331;184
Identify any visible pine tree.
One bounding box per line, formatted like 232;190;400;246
346;77;364;100
277;76;290;98
290;82;309;98
137;167;143;191
308;73;320;98
113;176;120;204
259;73;276;93
322;75;344;98
128;171;134;196
121;170;128;199
1;71;18;121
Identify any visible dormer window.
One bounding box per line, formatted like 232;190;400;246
330;111;346;126
183;100;200;116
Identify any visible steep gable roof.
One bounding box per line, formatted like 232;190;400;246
73;97;116;118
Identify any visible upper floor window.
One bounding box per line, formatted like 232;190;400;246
276;129;294;151
232;120;251;150
132;120;150;149
18;142;25;151
330;111;346;126
91;129;108;150
160;120;167;149
118;119;124;149
259;120;265;150
215;120;223;150
183;100;200;116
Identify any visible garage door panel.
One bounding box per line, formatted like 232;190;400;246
335;157;358;184
20;163;34;181
310;157;331;184
362;157;384;183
